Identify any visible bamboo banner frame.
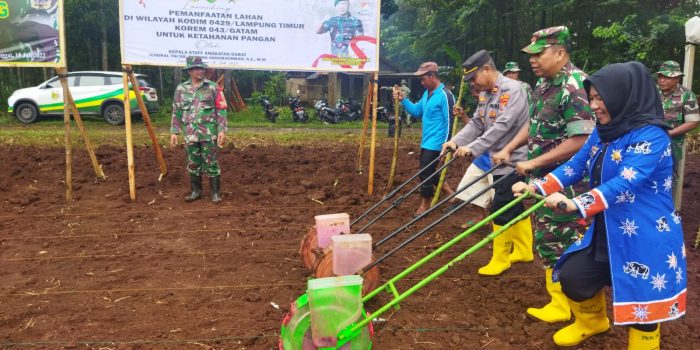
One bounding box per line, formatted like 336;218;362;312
126;71;167;181
431;77;466;206
56;67;106;201
387;89;400;189
357;78;373;174
367;72;379;195
122;66;136;200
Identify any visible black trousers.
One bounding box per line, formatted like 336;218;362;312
558;244;658;332
418;149;442;198
491;173;526;225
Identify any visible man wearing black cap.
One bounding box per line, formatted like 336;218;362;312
443;50;532;276
393;61;455;216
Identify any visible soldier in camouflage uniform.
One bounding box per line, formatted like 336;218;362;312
656;60;700;198
170;56;228;203
503;61;534;106
493;26;595;324
316;0;363;57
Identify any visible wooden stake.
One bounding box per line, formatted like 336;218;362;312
63;91;105;179
367;72;379;195
387;87;400;189
431;78;466;206
357;78;373;173
122;65;136;200
57;68;72;202
127;72;167;180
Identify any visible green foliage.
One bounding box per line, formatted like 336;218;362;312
381;0;700;88
262;72;287;106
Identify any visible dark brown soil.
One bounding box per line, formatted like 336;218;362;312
0;142;698;350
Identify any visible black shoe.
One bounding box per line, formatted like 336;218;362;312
210;176;222;203
185;175;202;202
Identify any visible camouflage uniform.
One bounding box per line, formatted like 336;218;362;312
656;61;700;191
318;6;363;57
522;27;595;267
171;78;228;177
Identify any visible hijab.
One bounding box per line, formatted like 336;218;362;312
583;61;670;143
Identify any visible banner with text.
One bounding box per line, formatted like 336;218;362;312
0;0;66;67
120;0;380;72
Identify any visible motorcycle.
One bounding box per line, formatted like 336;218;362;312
288;96;308;123
313;97;340;124
336;97;362;122
259;95;278;123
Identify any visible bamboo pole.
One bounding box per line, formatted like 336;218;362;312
387;87;400;189
431;78;466;206
57;68;72;201
367;72;379;195
64;92;105;179
127;72;167;181
357;78;373;174
122;66;136;200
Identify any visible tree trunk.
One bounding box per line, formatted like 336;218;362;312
101;24;108;70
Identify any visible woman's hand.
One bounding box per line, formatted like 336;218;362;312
544;192;577;213
512;181;536;197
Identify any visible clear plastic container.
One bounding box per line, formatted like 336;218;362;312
315;213;350;248
332;234;372;276
307;275;363;348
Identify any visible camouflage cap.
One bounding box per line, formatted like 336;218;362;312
521;26;570;54
334;0;349;5
503;61;521;73
656;61;683;78
184;56;207;71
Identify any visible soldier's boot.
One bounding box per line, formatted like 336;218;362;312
553;290;610;347
628;324;660;350
210;176;222;203
526;268;571;323
185;175;202;202
477;223;512;276
508;216;534;263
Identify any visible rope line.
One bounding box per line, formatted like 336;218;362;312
0;204;371;220
1;275;542;297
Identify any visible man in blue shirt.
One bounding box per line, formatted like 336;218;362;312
394;61;455;216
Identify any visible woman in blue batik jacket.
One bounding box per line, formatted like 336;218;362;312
513;61;687;349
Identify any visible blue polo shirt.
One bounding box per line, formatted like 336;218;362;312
402;83;454;151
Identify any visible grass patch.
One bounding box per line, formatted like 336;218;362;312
0;109;421;148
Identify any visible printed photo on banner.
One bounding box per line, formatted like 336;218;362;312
120;0;380;72
0;0;65;67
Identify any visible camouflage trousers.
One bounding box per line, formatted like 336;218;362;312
533;184;588;268
671;138;684;194
185;141;220;177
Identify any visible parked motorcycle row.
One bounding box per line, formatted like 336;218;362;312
313;97;362;124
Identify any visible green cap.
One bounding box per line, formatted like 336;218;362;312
521;26;570;54
656;61;683;78
335;0;348;5
503;62;521;73
184;56;207;71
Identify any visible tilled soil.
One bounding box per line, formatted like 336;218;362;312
0;142;698;350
